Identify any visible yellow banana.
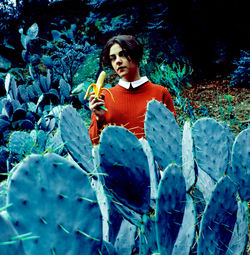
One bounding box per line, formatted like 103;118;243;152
84;71;114;102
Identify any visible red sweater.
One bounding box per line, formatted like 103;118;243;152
89;81;176;145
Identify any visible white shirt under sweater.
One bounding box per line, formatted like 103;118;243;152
118;76;149;89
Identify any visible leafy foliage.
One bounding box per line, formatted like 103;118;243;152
230;50;250;88
150;61;193;96
0;22;95;174
0;0;19;50
42;22;97;84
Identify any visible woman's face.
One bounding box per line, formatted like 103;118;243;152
109;43;139;82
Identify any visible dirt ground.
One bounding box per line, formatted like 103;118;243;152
178;77;249;135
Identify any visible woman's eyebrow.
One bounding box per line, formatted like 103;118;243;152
109;50;124;57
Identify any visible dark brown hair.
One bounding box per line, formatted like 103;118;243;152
101;35;143;68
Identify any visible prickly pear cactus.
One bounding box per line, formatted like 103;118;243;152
91;146;124;248
190;187;206;237
102;240;116;255
30;130;47;153
192;118;229;181
228;128;250;200
0;180;8;208
7;153;103;255
226;201;249;255
139;214;158;255
172;194;196;255
45;129;64;155
156;163;186;255
114;219;137;254
196;166;216;204
60;105;94;173
197;176;238;254
182;120;196;191
0;212;26;255
219;121;235;159
111;196;142;228
99;126;150;215
139;138;159;203
9;131;35;157
145;100;182;169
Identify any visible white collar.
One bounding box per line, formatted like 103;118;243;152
118;76;149;89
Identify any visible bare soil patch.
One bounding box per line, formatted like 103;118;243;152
177;77;249;135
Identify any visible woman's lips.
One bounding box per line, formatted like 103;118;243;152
117;66;126;72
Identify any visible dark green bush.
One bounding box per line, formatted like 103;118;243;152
230;50;249;88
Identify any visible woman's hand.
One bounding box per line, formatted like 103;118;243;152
89;93;106;124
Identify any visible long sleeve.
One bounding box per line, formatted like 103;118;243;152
162;88;177;119
88;113;100;145
89;112;108;145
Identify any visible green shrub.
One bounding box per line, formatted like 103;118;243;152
230;50;249;88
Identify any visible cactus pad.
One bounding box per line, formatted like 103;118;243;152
226;201;248;255
145;100;182;169
197;176;238;254
9;131;35;156
0;212;25;255
172;194;196;255
196;166;216;204
99;126;150;215
156;163;186;255
139;138;159;202
182;120;196;191
192;118;229;181
60;105;94;173
7;153;102;255
114;219;137;254
228;128;250;200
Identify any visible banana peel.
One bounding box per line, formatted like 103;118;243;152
84;71;114;111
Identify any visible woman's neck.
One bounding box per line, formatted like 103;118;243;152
122;70;141;82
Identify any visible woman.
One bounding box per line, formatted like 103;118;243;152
89;35;176;145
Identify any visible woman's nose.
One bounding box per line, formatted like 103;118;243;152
115;56;122;65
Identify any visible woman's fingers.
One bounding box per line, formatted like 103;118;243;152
89;93;105;112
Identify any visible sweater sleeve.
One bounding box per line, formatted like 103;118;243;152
88;88;112;145
89;113;107;145
163;88;177;119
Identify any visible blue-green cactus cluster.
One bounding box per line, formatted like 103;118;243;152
7;128;64;169
0;99;249;254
